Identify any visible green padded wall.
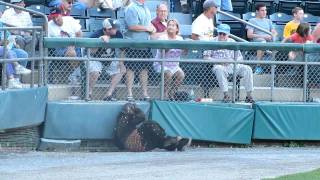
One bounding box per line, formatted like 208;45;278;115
254;102;320;140
151;101;254;144
0;87;48;130
43;101;150;139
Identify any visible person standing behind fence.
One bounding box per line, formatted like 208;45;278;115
204;24;254;103
151;3;168;39
1;0;34;55
123;0;156;101
88;18;126;101
246;3;277;74
191;0;218;41
283;7;304;39
154;19;185;100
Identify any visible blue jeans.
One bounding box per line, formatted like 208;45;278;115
0;46;18;77
11;48;28;67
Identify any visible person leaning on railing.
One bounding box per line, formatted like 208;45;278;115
204;24;254;103
154;19;186;100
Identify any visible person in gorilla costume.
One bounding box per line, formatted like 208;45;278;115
114;103;191;152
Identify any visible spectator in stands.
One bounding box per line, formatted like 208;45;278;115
1;0;34;54
151;3;168;39
88;18;126;101
154;19;185;100
48;7;82;57
312;23;320;43
283;7;304;39
204;24;254;103
48;0;73;21
282;23;313;61
124;0;156;101
246;3;277;73
191;0;218;41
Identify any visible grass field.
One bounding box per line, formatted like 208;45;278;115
268;168;320;180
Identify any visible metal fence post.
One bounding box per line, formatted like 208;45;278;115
38;29;44;87
303;53;308;102
30;29;36;88
1;29;8;90
270;51;276;102
232;50;237;103
160;49;165;100
85;48;90;101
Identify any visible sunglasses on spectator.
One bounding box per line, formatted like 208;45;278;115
218;32;227;36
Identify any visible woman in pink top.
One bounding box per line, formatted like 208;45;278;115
282;23;313;61
154;19;186;100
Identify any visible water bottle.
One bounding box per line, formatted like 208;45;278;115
189;89;195;102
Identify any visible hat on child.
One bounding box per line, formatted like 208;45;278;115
217;24;231;34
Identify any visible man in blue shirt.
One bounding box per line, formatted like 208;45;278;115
124;0;156;101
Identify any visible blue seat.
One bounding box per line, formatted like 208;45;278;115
70;7;86;18
274;24;285;41
217;12;241;23
87;8;115;18
26;4;50;15
87;18;104;32
232;0;250;14
242;12;257;21
169;13;192;25
278;0;302;15
304;1;320;16
270;12;293;25
145;0;163;12
74;17;87;31
179;24;192;38
303;13;319;26
32;17;45;27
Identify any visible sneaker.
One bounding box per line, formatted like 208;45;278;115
7;78;22;89
223;95;231;103
177;138;192;151
15;64;31;75
255;67;263;74
245;96;255;103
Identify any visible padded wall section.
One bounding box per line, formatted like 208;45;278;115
151;101;254;144
43;101;150;139
254;102;320;140
0;87;48;130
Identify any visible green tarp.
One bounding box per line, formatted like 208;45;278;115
254;102;320;140
151;101;254;144
43;101;150;139
0;87;48;130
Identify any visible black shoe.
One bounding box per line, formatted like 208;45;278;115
143;96;151;101
177;138;192;151
103;96;117;101
163;137;179;151
245;96;255;103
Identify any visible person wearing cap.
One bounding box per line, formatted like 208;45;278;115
1;0;34;56
124;0;156;101
48;0;74;21
191;0;218;40
204;24;254;103
86;18;126;101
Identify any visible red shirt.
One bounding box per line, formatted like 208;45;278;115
48;5;70;21
151;17;167;33
290;32;313;43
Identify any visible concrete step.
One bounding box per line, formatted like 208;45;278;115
48;84;320;102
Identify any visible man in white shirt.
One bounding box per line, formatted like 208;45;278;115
1;0;33;53
191;0;218;41
48;7;82;57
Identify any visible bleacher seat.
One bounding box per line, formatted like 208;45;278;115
169;13;192;25
26;4;50;15
75;17;87;31
217;12;241;22
251;0;276;15
145;0;163;12
87;8;115;18
242;12;257;21
179;24;192;38
232;0;250;14
303;13;319;26
304;1;320;16
274;24;285;41
277;0;302;15
31;17;45;27
87;18;104;32
116;8;126;19
270;12;293;25
70;7;86;18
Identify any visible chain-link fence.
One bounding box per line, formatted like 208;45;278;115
44;39;320;103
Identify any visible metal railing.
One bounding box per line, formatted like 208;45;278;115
43;38;320;102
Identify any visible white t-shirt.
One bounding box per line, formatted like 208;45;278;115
192;13;214;41
48;16;81;38
1;8;33;35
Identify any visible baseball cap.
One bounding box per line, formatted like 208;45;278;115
11;0;23;3
217;24;231;34
50;7;62;16
203;0;219;9
103;18;120;29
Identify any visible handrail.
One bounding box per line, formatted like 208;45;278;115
44;38;309;51
217;10;273;38
0;1;48;37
